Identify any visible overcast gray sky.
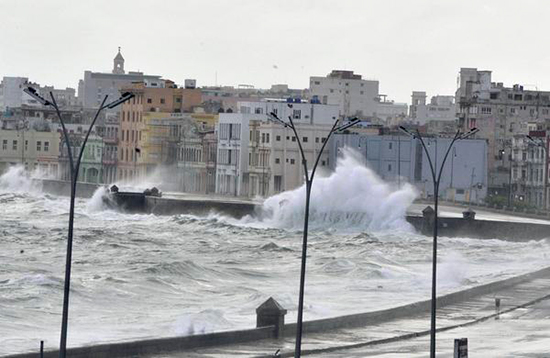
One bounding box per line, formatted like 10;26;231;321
1;0;549;103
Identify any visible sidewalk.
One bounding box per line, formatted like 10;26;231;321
150;276;550;357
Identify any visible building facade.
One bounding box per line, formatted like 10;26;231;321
78;49;163;109
329;133;488;202
0;128;61;176
309;70;379;118
456;67;550;201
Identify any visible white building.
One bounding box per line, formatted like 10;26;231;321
238;99;339;125
409;91;456;126
309;70;379;118
247;120;333;197
216;99;340;197
216;113;251;196
376;98;408;126
0;77;41;110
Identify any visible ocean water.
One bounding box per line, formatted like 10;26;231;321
1;153;550;355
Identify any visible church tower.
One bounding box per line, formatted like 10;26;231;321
112;47;125;74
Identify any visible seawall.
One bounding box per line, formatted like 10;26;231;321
111;192;259;219
33;179;100;198
5;265;550;358
406;214;550;241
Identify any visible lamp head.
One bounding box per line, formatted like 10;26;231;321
106;92;135;109
399;126;415;138
24;87;52;106
335;118;360;132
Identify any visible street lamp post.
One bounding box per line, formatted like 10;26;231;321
399;126;478;358
527;135;548;211
269;111;359;358
24;87;134;358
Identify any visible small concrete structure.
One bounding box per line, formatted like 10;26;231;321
256;297;287;339
462;208;476;220
454;338;468;357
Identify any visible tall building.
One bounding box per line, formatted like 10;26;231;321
216;99;340;197
510;130;548;208
456;67;550;202
117;81;202;182
309;70;379;118
409;92;456;128
77;48;162;109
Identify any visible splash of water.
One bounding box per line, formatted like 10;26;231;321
244;148;417;231
86;186;113;212
0;166;43;194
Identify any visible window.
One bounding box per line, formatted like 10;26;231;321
315;137;319;143
160;98;165;104
276;135;281;141
262;133;266;143
293;109;301;119
275;158;280;164
25;140;28;151
292;136;296;142
36;141;41;151
286;136;290;140
290;158;295;164
176;98;181;103
481;107;492;114
490;93;499;100
147;98;152;103
12;140;17;151
388;164;392;171
266;133;270;143
44;141;49;152
303;137;308;142
321;137;326;143
510;108;516;114
321;160;326;166
389;142;393;150
314;81;320;85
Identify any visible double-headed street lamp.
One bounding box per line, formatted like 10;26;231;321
399;126;478;358
526;135;548;211
269;111;360;358
24;87;134;358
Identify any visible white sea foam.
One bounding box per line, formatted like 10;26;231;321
239;148;417;231
0;165;44;194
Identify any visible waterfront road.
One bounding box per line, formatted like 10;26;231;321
150;275;550;357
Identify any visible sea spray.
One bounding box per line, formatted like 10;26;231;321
0;165;43;194
86;186;113;212
241;148;417;231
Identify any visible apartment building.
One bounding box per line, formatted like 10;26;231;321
456;67;550;198
309;70;379;118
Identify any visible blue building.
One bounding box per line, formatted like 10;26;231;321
330;133;488;202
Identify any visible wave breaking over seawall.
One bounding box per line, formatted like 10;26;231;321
238;149;418;231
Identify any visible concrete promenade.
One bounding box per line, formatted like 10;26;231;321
149;275;550;357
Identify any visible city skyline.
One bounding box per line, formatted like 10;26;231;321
2;0;550;103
